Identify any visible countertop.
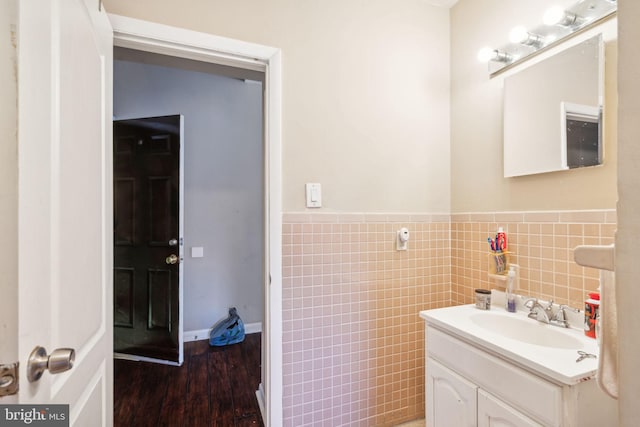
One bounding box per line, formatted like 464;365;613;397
420;301;600;385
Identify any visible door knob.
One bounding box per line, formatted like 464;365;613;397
168;238;178;247
27;346;75;382
165;254;179;265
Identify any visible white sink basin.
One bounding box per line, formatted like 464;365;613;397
470;312;584;349
420;303;599;385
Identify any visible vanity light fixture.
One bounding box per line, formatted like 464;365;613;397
543;6;585;28
477;47;514;64
478;0;616;76
509;26;546;48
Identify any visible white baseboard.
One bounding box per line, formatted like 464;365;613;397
256;383;266;421
244;322;262;334
114;352;183;366
183;322;262;342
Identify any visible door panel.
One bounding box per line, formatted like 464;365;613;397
149;177;172;243
478;389;542;427
17;0;113;424
148;269;172;330
114;178;135;245
427;358;478;427
113;115;183;364
114;268;135;327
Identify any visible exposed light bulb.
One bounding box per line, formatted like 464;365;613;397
509;26;529;44
543;6;566;26
477;47;495;63
544;6;583;27
509;26;546;48
477;47;513;63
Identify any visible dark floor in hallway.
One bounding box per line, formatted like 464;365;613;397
114;333;263;427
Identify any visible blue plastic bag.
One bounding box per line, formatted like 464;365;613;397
209;307;245;346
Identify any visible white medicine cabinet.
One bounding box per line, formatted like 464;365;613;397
503;34;604;177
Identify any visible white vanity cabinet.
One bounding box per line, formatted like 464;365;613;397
427;355;540;427
477;390;540;427
427;358;477;427
422;307;618;427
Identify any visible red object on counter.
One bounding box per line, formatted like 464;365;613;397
584;292;600;339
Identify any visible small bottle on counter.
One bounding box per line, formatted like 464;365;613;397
505;265;517;313
584;292;600;338
475;289;491;310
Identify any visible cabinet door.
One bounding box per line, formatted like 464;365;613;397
427;358;478;427
478;389;542;427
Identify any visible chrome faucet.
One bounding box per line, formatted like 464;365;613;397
549;304;580;328
524;298;553;324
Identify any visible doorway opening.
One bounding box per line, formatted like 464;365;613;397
113;45;266;367
110;14;283;426
112;48;264;371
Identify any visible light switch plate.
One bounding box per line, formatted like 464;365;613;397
306;183;322;208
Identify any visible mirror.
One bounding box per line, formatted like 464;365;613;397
503;34;603;177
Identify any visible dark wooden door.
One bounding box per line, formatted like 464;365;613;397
114;115;182;364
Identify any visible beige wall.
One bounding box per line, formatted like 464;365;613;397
450;0;617;212
103;0;451;213
0;0;17;373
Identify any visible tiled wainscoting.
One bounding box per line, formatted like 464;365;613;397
282;213;450;426
281;209;616;426
451;210;616;309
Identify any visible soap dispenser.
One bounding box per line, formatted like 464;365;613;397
506;265;518;312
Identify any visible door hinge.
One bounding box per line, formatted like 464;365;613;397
0;362;19;397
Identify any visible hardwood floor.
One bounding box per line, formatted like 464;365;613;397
114;333;264;427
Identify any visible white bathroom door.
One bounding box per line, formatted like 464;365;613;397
17;0;113;424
